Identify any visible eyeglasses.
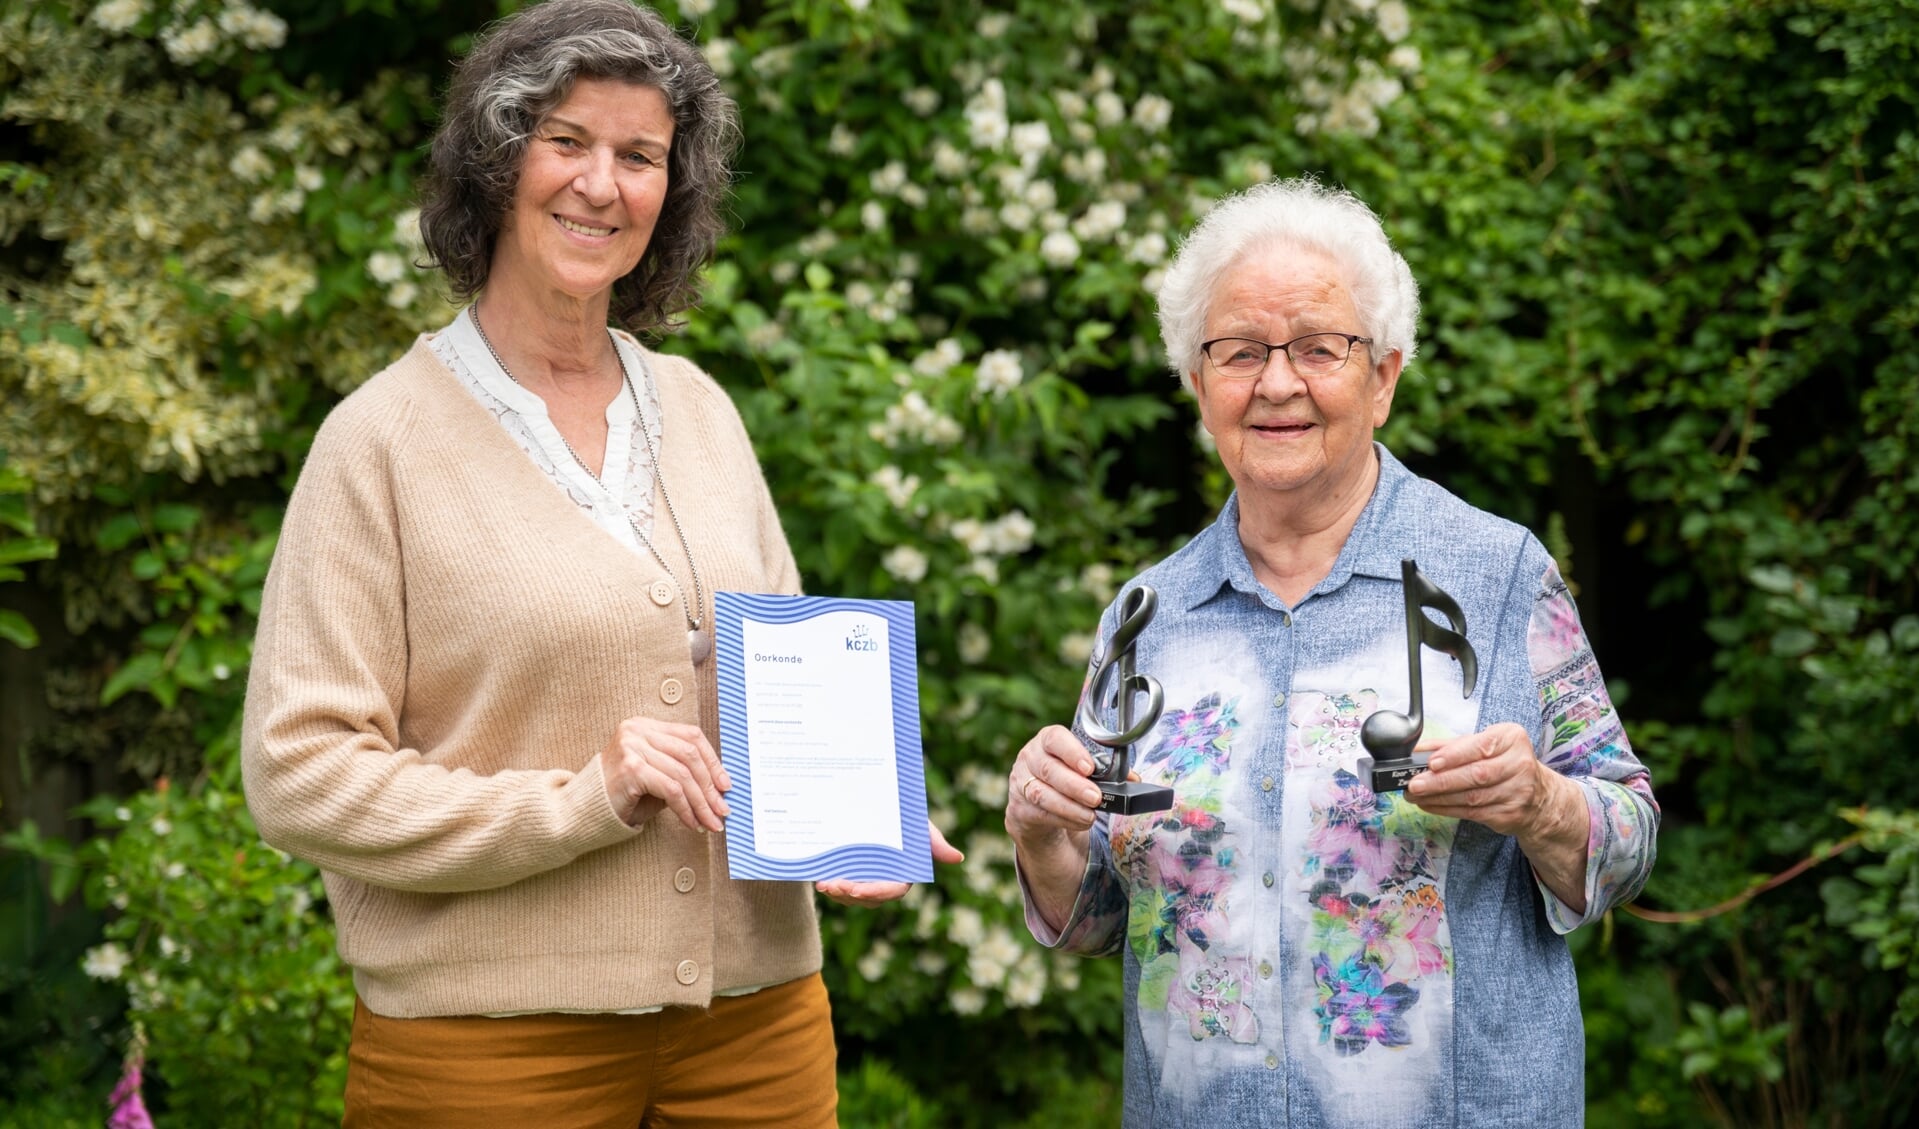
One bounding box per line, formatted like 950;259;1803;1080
1199;333;1373;379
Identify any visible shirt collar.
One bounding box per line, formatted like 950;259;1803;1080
1181;442;1421;613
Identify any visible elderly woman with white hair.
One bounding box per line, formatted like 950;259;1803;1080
1004;179;1658;1126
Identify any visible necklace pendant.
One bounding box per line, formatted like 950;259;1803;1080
688;627;711;664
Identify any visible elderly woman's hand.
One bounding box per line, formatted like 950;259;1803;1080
600;716;731;832
814;821;964;908
1404;721;1593;911
1004;724;1105;847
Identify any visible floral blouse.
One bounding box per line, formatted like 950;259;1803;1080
1022;446;1658;1129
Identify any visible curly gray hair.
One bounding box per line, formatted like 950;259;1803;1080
1156;178;1420;377
418;0;740;332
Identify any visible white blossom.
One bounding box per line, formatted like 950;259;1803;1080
1040;229;1082;268
870;161;907;196
83;943;131;981
1004;950;1048;1007
218;3;287;49
882;545;929;583
160;19;220;64
1221;0;1267;23
770;261;799;285
897;183;928;208
115;806;132;822
1093;90;1126;127
977;12;1011;38
1088;64;1116;92
366;251;406;284
965;556;1000;585
229;144;275;182
702;38;737;78
1132;93;1174;133
903;87;940;116
974;349;1024;398
931;139;969;179
1017;277;1048;302
1072;200;1127;243
827;124;859;157
860;200;887;232
857;939;892;981
997;201;1035;233
1063;149;1107;184
950;986;986;1015
386;281;419;309
960;207;996;235
796;228;838;257
294;165;324;192
163;861;187;880
1141;268;1167;294
915;950;948;975
680;0;716;17
957;623;992;665
1376;0;1411;43
90;0;148;34
150;817;171;836
1058;631;1095;663
912;337;965;376
948;904;986;947
870;465;921;508
1068;120;1097;145
1022;179;1058;212
754;44;795;78
1127;231;1168;265
1054;89;1088;120
289;888;313;916
1081;562;1118;601
393;207;425;253
745;322;785;351
1010;121;1052;166
965;925;1024;989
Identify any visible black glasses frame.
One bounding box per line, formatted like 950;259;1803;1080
1199;332;1374;378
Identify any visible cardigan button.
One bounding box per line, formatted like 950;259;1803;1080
675;959;699;986
660;678;684;705
650;580;675;607
674;867;696;893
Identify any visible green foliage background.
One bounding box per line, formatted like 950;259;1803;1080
2;0;1917;1124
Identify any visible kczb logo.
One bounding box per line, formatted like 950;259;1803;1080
845;623;880;653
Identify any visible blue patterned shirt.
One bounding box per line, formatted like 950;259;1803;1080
1022;445;1658;1128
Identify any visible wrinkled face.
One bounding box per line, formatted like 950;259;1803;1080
1188;246;1402;503
492;78;675;304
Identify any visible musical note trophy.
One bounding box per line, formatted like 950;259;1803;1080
1356;559;1480;793
1075;587;1176;815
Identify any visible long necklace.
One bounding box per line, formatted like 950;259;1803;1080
470;308;711;664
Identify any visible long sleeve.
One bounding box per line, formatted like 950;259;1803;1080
241;393;638;895
1524;562;1660;932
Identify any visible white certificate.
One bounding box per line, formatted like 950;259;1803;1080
713;593;933;882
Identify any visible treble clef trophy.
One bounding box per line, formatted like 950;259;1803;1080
1075;586;1176;815
1356;559;1480;793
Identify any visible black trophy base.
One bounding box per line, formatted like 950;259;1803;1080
1098;780;1176;815
1357;752;1430;793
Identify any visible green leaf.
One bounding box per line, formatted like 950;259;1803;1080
96;512;144;551
0;536;56;565
100;652;165;705
0;608;38;648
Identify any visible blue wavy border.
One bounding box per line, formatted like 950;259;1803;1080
714;593;933;882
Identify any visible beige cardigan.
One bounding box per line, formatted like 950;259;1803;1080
241;336;819;1018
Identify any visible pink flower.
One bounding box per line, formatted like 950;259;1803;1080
107;1055;155;1129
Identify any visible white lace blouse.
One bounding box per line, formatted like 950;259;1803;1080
431;306;665;550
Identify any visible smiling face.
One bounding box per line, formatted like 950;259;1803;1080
490;77;675;308
1188;244;1403;505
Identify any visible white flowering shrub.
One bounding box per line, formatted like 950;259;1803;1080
0;0;1433;1122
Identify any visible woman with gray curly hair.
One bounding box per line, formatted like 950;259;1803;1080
242;1;950;1122
1004;178;1658;1125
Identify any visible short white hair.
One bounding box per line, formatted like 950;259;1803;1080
1156;178;1420;376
